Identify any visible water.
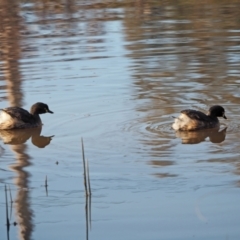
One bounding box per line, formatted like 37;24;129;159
1;1;240;239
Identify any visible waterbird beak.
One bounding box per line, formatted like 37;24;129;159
223;114;227;119
47;109;54;114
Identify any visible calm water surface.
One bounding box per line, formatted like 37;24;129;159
1;1;240;240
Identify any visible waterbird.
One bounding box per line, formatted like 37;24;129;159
0;102;53;130
172;105;227;131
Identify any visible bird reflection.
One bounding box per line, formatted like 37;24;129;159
0;127;54;148
175;127;227;144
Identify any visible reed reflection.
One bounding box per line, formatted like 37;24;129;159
175;127;227;144
9;143;33;240
149;160;178;178
0;0;32;238
2;129;54;240
85;194;91;240
122;2;240;180
0;1;55;238
123;1;240;129
0;0;23;107
81;139;92;240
